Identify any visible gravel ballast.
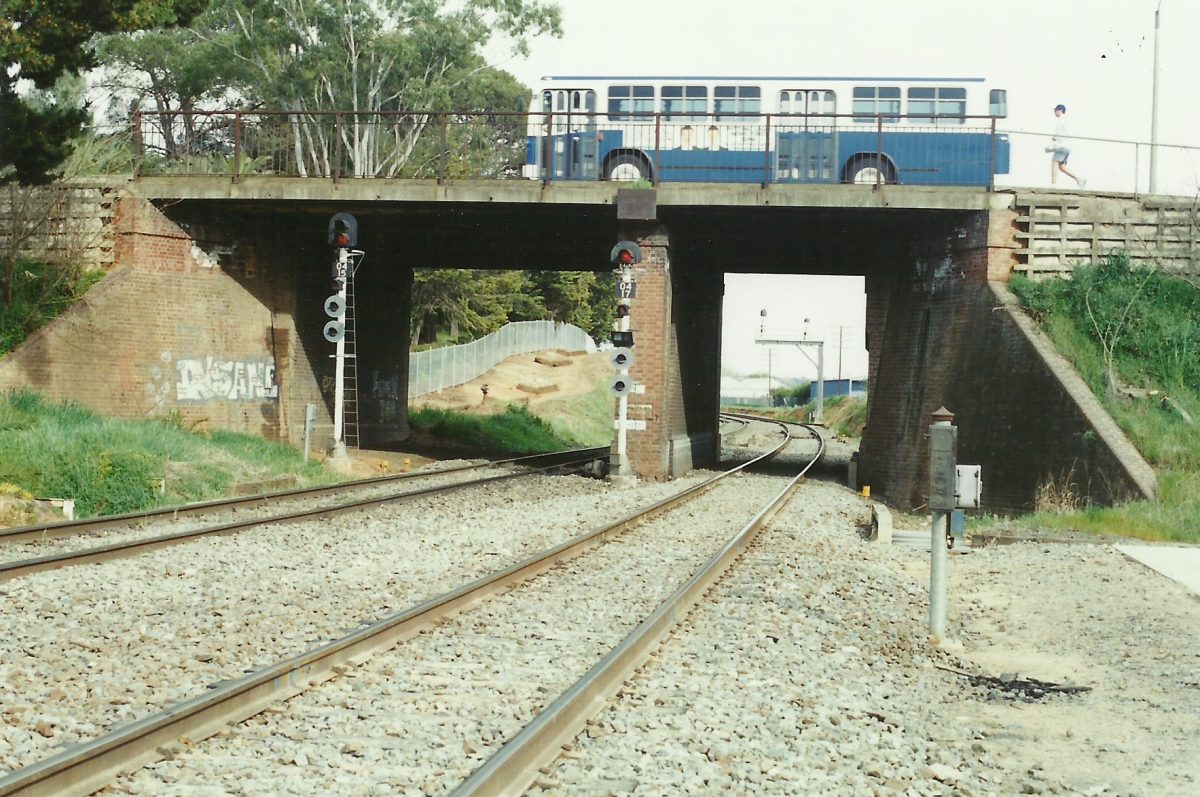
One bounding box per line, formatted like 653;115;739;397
3;435;1197;796
0;469;712;774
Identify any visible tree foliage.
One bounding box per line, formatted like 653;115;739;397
410;269;616;348
0;0;206;183
98;0;561;177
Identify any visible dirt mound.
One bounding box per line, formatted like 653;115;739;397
411;349;610;414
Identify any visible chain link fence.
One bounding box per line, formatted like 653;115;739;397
408;321;597;399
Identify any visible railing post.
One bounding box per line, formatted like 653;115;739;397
333;113;343;182
543;111;552;185
1134;142;1141;198
132;111;143;181
876;115;883;189
438;113;448;185
988;117;996;192
232;112;242;184
654;113;661;186
763;114;772;186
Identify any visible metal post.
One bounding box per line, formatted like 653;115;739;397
133;112;143;181
439;113;448;186
763;114;772;186
1150;0;1162;193
615;294;631;474
930;509;949;637
232;113;242;183
927;407;958;642
875;115;883;188
303;403;316;461
815;341;825;424
988;117;996;192
333;113;343;182
653;114;661;186
330;248;349;460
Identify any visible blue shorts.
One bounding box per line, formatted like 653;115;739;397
1053;148;1070;164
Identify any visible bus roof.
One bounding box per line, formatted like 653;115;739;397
539;75;989;83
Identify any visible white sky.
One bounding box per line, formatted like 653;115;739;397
491;0;1200;381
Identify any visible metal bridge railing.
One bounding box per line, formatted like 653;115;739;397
118;109;1200;195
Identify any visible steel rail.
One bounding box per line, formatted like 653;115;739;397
0;447;606;545
450;423;826;796
0;453;604;582
0;424;790;797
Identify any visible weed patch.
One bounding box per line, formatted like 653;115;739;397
1009;253;1200;541
0;390;333;520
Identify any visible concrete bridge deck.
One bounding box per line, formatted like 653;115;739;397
3;177;1194;513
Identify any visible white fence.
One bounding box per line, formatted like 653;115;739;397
409;320;597;399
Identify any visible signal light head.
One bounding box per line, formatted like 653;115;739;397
616;300;631;318
327;212;358;248
610;240;642;266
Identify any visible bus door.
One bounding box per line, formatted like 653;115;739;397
541;89;598;180
775;89;837;183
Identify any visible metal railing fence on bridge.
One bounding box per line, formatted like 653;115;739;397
409;320;597;400
113;109;1199;195
127;110;1010;187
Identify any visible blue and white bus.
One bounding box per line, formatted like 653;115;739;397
525;75;1009;187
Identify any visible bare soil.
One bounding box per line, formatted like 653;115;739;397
409;349;610;414
340;349;611;476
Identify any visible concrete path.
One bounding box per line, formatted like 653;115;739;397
1116;545;1200;597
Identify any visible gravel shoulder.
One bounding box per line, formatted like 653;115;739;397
537;480;1200;797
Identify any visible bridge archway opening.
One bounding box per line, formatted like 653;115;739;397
719;273;867;476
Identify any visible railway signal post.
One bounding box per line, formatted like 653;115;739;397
610;240;641;477
325;212;359;461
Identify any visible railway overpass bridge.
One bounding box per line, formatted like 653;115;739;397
6;176;1191;513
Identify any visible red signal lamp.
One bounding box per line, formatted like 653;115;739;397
610;240;642;266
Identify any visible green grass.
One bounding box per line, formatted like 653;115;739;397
0;390;334;519
1007;253;1200;542
723;394;868;440
407;403;579;454
533;378;616;447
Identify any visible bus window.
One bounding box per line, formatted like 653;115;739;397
810;90;836;115
662;85;708;121
608;85;654;120
907;87;965;125
852;86;900;123
571;90;596;113
989;89;1008;118
715;86;761;121
779;90;835;115
542;91;553;113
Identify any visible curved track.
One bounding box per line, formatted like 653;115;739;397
0;420;822;796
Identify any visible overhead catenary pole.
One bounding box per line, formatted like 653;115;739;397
757;336;824;424
1150;0;1162;193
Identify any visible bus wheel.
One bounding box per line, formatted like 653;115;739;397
845;156;894;184
604;153;651;181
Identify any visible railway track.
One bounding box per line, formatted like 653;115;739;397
0;417;822;796
0;448;606;579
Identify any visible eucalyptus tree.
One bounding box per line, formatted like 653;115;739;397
98;0;561;177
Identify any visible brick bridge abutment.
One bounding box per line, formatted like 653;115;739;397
1;180;1179;513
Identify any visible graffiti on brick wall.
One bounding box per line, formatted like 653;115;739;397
175;356;279;402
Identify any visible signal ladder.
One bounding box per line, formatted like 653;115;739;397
341;256;360;449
